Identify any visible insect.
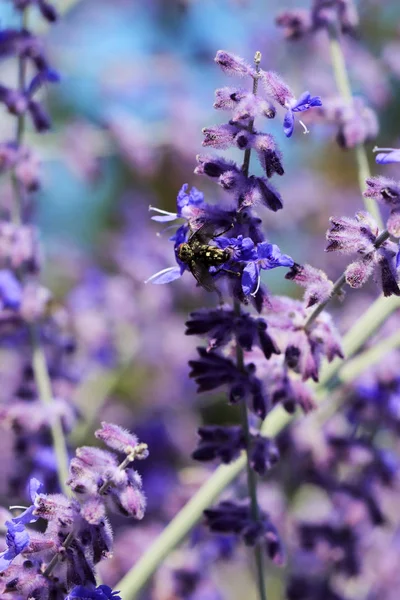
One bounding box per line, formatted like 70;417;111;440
177;221;236;297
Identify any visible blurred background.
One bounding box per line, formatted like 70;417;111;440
1;0;400;598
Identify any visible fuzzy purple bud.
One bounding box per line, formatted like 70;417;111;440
285;263;333;307
261;71;294;106
95;422;148;459
214;51;253;78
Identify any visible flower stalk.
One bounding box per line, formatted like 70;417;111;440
327;22;383;226
9;6;70;496
116;289;400;599
234;51;267;600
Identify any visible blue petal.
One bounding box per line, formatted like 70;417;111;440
242;262;259;296
269;244;294;267
376;150;400;164
6;521;29;553
176;184;204;214
283;110;295;138
214;236;237;249
257;242;273;260
240;237;257;260
292;91;322;112
145;266;182;284
176;183;189;211
11;505;36;525
292;91;311;110
66;585;122;600
29;478;43;502
396;245;400;269
0;269;22;310
0;521;30;568
0;553;13;571
28;68;60;96
189;186;205;205
97;586;122;600
151;214;178;222
170;224;188;246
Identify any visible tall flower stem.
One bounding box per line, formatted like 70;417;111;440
9;8;70;495
233;50;267;600
236;298;267;600
116;291;400;599
327;23;383;227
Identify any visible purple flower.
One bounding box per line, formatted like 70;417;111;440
374;146;400;164
66;585;121;600
214;50;253;78
0;478;43;570
204;501;284;564
189;348;269;419
326;211;400;296
0;521;30;570
13;0;58;22
150;183;205;223
249;434;279;476
27;67;60;96
283;91;322;137
214;234;257;261
241;242;294;296
145;224;188;285
12;477;43;525
192;426;246;464
0;268;23;309
285;263;333;307
185;307;279;359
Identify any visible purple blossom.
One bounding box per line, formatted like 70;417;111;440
326;211;400;296
214;50;253;78
374;147;400;164
150;183;205;223
66;585;121;600
0;478;42;570
285;263;333;307
275;9;313;40
240;242;294;296
364;176;400;237
204;501;284;564
0;521;30;570
0;268;23;309
13;0;58;22
145;224;188;285
249;434;279;476
185;307;279;359
188;348;269;419
283;91;322;137
27;67;60;96
192;426;246;464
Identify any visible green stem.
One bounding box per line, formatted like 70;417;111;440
9;8;70;496
313;328;400;425
116;282;400;600
30;327;70;495
236;51;266;600
327;24;383;227
235;301;267;600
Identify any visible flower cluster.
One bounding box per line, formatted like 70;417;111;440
147;49;351;577
276;1;380;150
148;50;322;304
276;0;359;40
280;343;400;600
326;211;399;295
0;0;84;498
0;422;147;599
